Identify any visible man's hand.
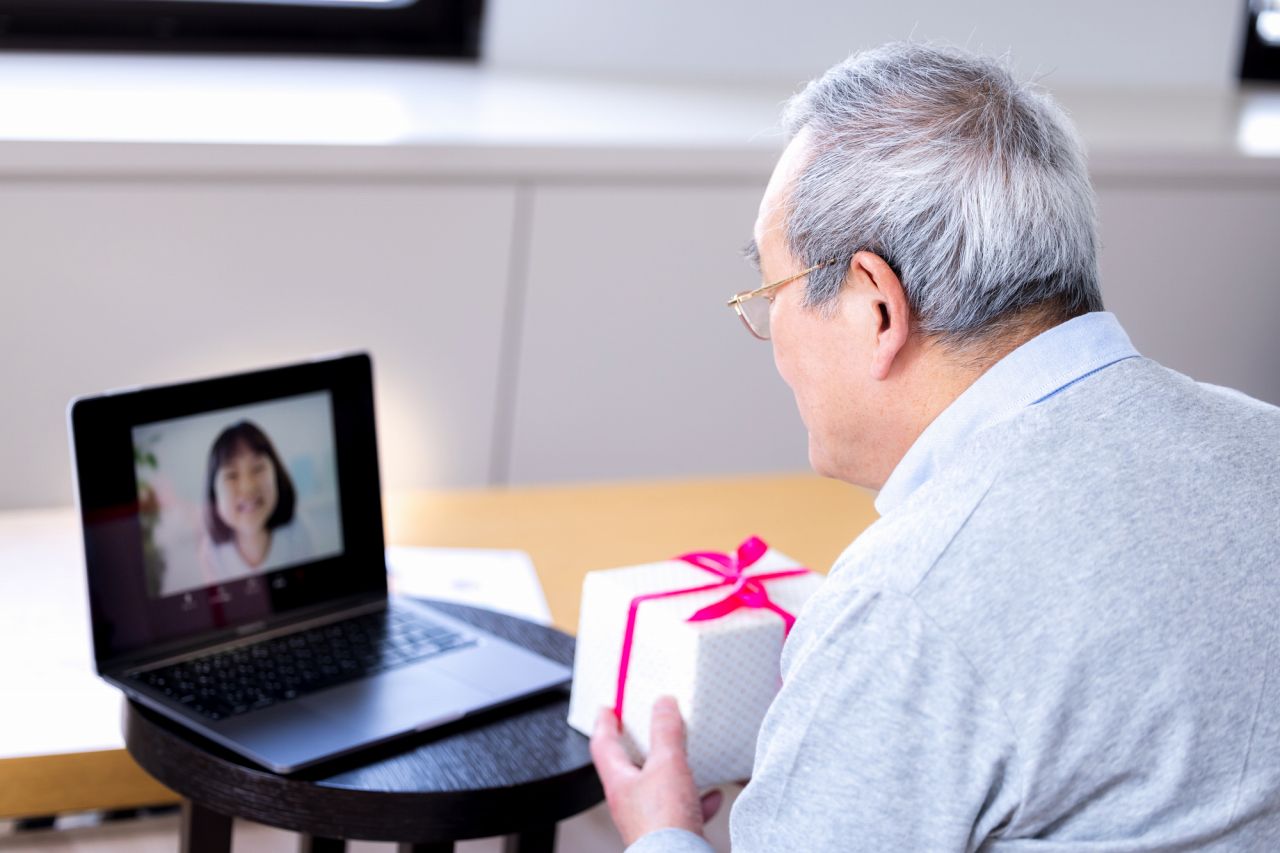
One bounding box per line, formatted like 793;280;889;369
590;696;724;846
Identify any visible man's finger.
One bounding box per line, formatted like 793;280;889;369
590;707;639;784
648;695;688;761
700;788;724;823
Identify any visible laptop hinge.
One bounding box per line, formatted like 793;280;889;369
111;597;388;678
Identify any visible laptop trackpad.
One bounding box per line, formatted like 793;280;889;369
301;663;490;735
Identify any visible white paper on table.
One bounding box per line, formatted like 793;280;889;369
0;507;128;759
385;546;552;626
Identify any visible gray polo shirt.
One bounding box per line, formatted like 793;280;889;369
629;313;1280;851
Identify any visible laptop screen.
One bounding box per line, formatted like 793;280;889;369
132;391;345;600
71;353;386;670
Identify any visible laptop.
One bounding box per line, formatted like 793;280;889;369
68;352;571;773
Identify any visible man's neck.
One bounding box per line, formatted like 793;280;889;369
864;322;1051;490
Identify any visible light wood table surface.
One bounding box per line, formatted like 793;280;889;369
1;474;878;820
384;474;879;633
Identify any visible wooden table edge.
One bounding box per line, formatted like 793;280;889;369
0;748;176;819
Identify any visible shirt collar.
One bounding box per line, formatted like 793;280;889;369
874;311;1140;516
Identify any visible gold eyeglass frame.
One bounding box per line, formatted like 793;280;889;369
726;259;835;340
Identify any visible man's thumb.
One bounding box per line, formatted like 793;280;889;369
648;695;687;758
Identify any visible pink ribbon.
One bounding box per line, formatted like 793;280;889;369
611;536;809;722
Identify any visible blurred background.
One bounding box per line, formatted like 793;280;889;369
1;0;1278;510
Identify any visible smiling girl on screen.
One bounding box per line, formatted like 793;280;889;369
199;421;315;582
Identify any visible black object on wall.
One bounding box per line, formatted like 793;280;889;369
0;0;484;58
1242;1;1280;81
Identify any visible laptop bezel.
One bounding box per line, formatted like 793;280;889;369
69;351;388;675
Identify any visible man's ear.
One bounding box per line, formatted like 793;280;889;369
850;251;910;381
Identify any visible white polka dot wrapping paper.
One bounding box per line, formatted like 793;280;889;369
566;538;823;788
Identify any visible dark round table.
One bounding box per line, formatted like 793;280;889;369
123;600;604;853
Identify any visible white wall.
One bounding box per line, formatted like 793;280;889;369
485;0;1248;90
507;184;806;485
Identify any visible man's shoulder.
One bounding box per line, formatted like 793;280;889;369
980;357;1280;518
834;354;1280;669
826;451;1001;596
1017;356;1280;452
827;356;1280;600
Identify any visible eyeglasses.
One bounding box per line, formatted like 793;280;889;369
726;260;834;341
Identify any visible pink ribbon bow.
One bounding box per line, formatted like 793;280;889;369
611;536;809;722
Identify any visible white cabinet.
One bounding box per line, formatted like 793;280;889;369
0;181;518;507
505;183;811;485
1095;183;1280;405
1;147;1278;511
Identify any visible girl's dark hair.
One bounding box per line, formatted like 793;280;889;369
204;420;296;544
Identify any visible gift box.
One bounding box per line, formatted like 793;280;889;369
567;537;822;788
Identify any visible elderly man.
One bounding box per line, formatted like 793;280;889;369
591;43;1280;851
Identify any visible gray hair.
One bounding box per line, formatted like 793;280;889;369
781;42;1103;345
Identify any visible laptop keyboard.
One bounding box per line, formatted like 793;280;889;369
131;608;474;722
